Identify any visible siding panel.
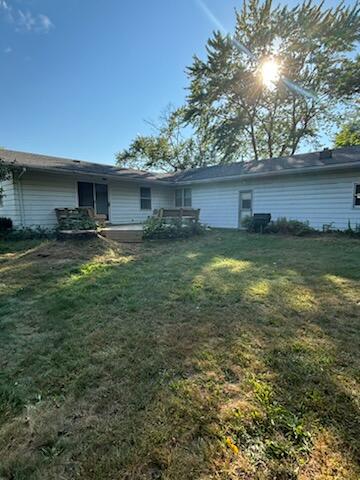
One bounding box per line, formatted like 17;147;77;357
13;171;174;228
0;176;21;226
191;170;360;230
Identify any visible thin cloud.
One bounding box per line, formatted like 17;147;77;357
4;46;12;53
0;0;54;33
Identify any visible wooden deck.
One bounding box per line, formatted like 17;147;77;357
99;224;143;243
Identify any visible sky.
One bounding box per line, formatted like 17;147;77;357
0;0;356;165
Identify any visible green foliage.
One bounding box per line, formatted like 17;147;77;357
116;105;216;172
265;217;316;236
0;217;13;234
344;220;360;237
330;55;360;97
57;216;98;231
0;159;12;202
242;215;315;236
143;217;205;239
5;226;55;240
335;118;360;147
185;0;360;161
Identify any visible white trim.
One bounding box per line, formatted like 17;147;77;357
238;190;253;228
353;182;360;208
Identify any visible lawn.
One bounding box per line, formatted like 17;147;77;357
0;231;359;479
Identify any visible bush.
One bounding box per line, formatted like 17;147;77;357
57;217;98;231
242;215;316;236
344;220;360;237
0;217;13;234
241;215;255;232
264;217;316;236
143;217;205;240
5;226;55;240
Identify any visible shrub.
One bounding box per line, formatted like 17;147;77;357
5;226;55;240
344;220;360;237
265;217;315;236
57;217;98;231
0;217;13;234
143;217;205;240
241;215;255;232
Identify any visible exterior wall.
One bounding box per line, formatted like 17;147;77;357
4;170;173;228
109;181;173;224
190;170;360;230
0;175;21;226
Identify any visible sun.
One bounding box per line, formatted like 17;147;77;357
261;59;280;89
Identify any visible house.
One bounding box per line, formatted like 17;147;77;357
1;146;360;231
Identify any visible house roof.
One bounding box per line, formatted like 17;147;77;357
172;146;360;183
1;146;360;186
0;149;170;185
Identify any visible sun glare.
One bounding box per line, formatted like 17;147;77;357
261;59;280;89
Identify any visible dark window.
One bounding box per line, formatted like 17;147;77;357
242;199;252;209
140;187;152;210
355;184;360;207
175;188;192;207
78;182;94;207
175;189;182;207
184;188;192;207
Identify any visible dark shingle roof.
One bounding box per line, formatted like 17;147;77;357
172;146;360;183
1;146;360;185
0;149;169;184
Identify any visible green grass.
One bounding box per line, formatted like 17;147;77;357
0;231;359;479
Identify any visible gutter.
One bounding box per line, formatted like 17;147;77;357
173;161;360;186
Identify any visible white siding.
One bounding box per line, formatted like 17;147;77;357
109;181;173;224
18;172;77;228
0;176;21;226
190;170;360;230
8;171;173;228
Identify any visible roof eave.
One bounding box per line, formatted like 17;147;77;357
174;161;360;185
14;164;174;186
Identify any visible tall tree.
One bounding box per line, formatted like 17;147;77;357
185;0;360;161
335;119;360;147
116;106;216;172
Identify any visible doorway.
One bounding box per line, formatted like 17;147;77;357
238;190;252;228
78;182;109;219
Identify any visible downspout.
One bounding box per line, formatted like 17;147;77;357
14;167;26;227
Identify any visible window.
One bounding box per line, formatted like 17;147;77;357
175;189;183;207
175;188;192;207
184;188;192;207
78;182;94;208
355;184;360;207
140;187;152;210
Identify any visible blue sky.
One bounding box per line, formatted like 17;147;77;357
0;0;356;164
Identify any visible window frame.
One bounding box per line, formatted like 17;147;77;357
183;188;192;207
140;186;152;210
354;183;360;208
175;188;192;207
175;189;183;207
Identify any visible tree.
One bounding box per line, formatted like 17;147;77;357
116;106;216;172
185;0;360;162
331;55;360;97
335;119;360;147
0;159;12;204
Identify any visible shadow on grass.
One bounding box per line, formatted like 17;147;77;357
1;232;360;478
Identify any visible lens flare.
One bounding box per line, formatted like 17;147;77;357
261;59;280;89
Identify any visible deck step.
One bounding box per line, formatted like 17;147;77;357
100;226;143;243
